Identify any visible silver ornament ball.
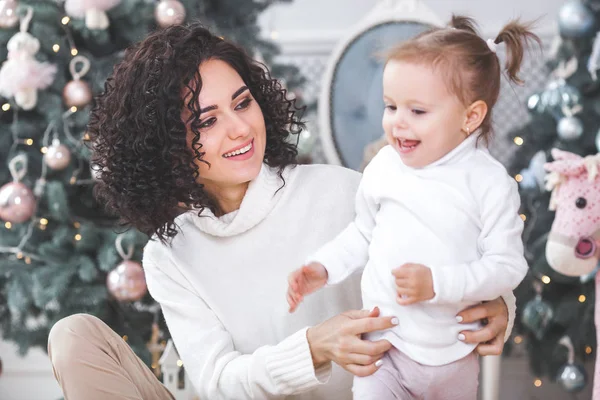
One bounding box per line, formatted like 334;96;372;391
0;0;19;29
558;1;596;39
63;80;93;108
557;116;583;140
155;0;186;28
557;363;587;393
0;181;36;223
540;80;581;120
44;142;72;170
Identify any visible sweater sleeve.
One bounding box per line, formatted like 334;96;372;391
143;259;331;400
428;175;528;304
308;168;378;285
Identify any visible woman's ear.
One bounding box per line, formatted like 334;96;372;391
463;100;488;134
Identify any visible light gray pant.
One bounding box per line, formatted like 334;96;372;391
352;347;479;400
48;313;175;400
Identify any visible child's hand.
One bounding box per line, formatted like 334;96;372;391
287;262;328;313
391;263;435;305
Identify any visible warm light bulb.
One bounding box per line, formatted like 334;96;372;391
514;336;523;344
52;44;60;52
541;275;551;284
74;234;82;241
579;295;586;303
61;16;70;25
515;174;523;182
71;48;78;56
534;379;542;387
2;103;10;111
514;136;524;146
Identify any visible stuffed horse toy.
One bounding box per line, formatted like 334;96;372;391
544;148;600;398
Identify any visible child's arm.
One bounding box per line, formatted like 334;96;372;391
287;262;328;312
426;175;528;304
309;172;378;285
287;173;378;312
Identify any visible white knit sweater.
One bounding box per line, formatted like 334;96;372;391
310;135;527;366
142;162;517;399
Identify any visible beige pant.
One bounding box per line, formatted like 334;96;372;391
48;313;175;400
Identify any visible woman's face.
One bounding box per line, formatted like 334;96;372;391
184;59;267;192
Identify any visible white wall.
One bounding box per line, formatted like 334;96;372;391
0;337;62;400
259;0;562;50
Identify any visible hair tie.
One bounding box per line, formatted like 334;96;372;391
486;38;498;53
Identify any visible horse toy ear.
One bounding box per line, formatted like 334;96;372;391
544;149;586;177
550;148;582;162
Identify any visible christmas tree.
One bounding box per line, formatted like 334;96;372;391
506;0;600;393
0;0;303;367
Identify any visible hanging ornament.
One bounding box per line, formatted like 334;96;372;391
557;116;584;140
0;0;19;29
65;0;121;30
533;79;581;120
521;281;554;340
558;0;596;40
90;162;102;181
155;0;186;28
63;56;92;108
106;234;147;302
43;138;71;170
556;336;587;392
589;31;600;80
297;128;316;164
0;154;36;223
0;7;56;110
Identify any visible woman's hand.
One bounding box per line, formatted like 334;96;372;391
456;297;508;356
307;307;397;377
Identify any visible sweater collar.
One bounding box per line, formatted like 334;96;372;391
178;164;288;237
399;132;479;171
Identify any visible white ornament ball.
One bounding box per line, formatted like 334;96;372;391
0;181;36;223
44;142;71;170
557;116;583;141
63;80;93;108
0;0;19;29
155;0;186;28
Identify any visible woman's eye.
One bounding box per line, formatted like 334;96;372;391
412;109;426;115
235;98;253;110
199;117;216;129
384;104;396;111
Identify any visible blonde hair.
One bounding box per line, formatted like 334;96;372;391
386;15;541;143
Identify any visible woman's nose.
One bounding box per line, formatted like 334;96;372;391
226;113;251;139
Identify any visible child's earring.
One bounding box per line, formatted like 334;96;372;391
463;126;470;136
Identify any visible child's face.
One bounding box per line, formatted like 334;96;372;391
382;60;469;168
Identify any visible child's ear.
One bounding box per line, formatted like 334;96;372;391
464;100;488;133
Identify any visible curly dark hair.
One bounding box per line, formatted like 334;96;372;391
88;22;304;243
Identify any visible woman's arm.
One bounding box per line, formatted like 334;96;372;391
144;260;329;400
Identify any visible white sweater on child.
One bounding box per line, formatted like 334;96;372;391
310;134;528;366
